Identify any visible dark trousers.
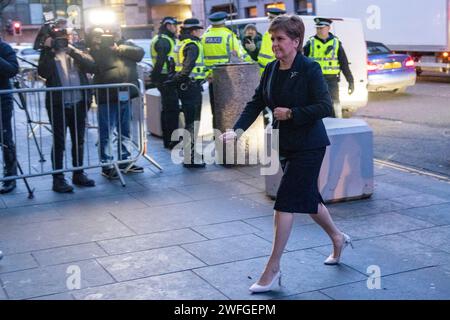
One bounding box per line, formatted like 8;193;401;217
0;100;17;177
46;102;87;177
208;82;216;129
324;75;341;118
157;83;179;147
178;81;203;163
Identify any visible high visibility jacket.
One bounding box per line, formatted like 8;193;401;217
175;38;206;80
307;36;341;75
151;34;177;74
201;26;251;72
257;31;275;75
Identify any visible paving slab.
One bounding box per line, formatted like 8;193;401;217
390;193;450;209
326;199;410;219
256;223;333;252
0;260;114;300
97;229;207;255
96;246;206;282
395;203;450;226
243;213;315;233
173;181;261;201
0;253;38;274
32;243;108;267
129;188;194;208
401;225;450;254
332;212;435;239
110;196;272;234
321;266;450;300
30;292;75;300
193;249;366;300
313;234;450;276
72;271;228;300
0;212;135;254
191;221;260;239
181;234;272;265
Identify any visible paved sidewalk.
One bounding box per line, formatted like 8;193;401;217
0;135;449;300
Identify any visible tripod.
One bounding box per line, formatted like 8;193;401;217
12;77;46;163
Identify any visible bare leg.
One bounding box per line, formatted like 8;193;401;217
257;210;294;285
310;203;344;258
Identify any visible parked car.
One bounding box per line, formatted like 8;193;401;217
11;43;40;69
129;38;154;88
366;41;416;93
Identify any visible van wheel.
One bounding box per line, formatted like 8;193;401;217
393;87;407;94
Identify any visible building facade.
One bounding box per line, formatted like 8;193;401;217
204;0;313;19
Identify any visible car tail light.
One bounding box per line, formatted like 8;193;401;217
367;61;378;71
404;56;415;68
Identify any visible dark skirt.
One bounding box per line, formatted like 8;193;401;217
274;147;326;214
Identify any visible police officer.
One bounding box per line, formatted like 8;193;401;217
151;16;180;149
304;17;354;118
257;7;286;75
201;11;251;129
174;18;207;168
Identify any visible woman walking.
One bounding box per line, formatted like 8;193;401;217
220;15;353;293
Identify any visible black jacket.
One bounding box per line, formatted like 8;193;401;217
90;40;144;104
303;33;354;84
151;28;177;83
233;53;332;155
175;32;201;82
37;46;95;107
0;39;19;106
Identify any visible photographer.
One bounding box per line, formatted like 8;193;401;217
0;37;19;194
88;28;145;179
241;24;262;62
38;22;96;193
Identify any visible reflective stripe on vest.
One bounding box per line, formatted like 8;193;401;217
258;31;275;74
151;34;177;74
201;27;234;67
175;38;206;80
309;36;340;75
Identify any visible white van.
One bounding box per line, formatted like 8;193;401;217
226;16;368;111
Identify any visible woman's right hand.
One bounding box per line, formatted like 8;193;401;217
219;131;237;144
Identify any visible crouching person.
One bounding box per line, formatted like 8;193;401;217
38;26;95;193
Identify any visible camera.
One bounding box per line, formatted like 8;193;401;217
33;20;68;50
50;28;69;50
244;35;253;44
100;34;115;48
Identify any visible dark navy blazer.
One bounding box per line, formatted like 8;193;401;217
233;52;333;155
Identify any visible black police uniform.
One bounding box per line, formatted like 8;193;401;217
151;17;180;149
175;19;206;167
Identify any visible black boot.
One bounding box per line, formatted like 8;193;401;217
52;175;74;193
0;180;16;194
1;146;17;194
73;172;95;187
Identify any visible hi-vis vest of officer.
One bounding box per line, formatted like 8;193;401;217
151;34;177;74
308;36;340;75
201;26;250;68
175;38;206;80
257;31;275;75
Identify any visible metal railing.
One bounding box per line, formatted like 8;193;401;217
0;83;162;198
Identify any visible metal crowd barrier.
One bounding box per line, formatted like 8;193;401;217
0;83;162;198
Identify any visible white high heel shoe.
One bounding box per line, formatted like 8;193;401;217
249;271;282;293
324;233;353;265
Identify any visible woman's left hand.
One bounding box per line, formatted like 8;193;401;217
273;107;292;121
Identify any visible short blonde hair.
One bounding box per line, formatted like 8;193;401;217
268;15;305;52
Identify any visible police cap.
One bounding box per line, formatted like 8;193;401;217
314;17;333;28
267;7;286;18
182;18;204;30
161;16;180;25
208;11;228;25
